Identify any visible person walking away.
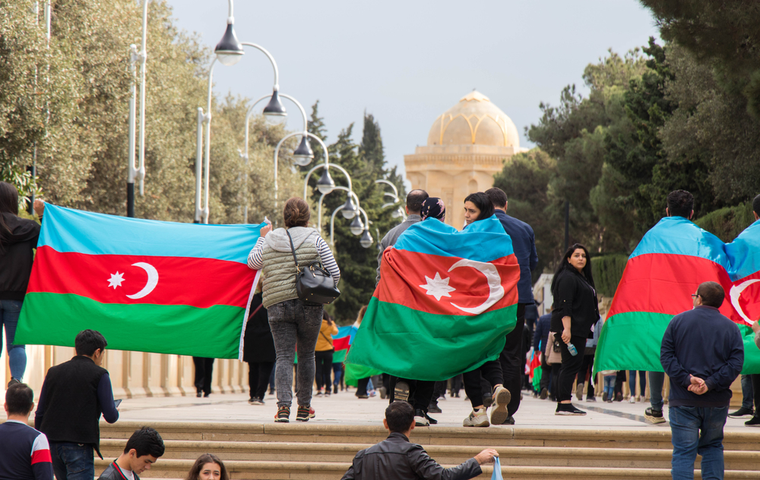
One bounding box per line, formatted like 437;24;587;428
0;383;53;480
243;288;276;405
534;309;552;400
576;316;602;402
315;311;338;396
340;401;498;480
0;182;44;386
646;190;696;424
660;281;743;479
98;427;165;480
550;243;599;415
35;329;119;480
192;357;214;397
247;197;340;423
485;188;538;424
601;371;617;402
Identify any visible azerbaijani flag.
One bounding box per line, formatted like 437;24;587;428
725;219;760;373
594;216;737;373
14;205;262;359
347;216;520;381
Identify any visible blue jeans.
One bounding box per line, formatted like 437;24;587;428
0;299;27;380
741;374;754;410
649;371;664;410
50;442;94;480
669;405;728;480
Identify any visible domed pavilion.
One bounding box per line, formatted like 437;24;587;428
404;91;527;229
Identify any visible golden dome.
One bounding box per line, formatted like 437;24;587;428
427;91;520;148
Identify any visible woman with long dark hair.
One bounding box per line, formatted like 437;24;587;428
550;243;599;415
460;192;510;427
0;182;44;386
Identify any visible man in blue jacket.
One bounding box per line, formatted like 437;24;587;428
486;188;538;424
660;281;743;480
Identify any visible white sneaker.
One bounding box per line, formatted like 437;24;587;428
490;386;512;425
629;396;635;403
463;408;489;427
414;412;430;426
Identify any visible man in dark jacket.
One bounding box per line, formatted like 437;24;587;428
661;281;743;480
35;329;119;480
533;311;552;399
98;427;164;480
485;187;538;423
341;401;497;480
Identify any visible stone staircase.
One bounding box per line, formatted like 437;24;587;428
99;421;760;480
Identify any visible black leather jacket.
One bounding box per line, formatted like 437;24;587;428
341;432;481;480
98;462;139;480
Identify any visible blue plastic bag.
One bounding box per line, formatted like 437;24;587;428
491;456;503;480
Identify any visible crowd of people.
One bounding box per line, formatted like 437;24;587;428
2;179;759;480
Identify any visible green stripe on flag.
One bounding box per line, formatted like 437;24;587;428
15;292;244;359
347;299;516;381
594;311;760;374
594;311;672;374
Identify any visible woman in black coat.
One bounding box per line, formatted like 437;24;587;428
243;291;276;405
550;243;599;416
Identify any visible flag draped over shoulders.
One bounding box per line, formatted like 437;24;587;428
15;204;262;359
347;216;520;381
595;216;760;374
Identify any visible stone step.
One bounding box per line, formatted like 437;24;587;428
101;421;760;451
98;439;760;470
93;459;760;480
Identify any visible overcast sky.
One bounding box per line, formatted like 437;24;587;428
165;0;660;180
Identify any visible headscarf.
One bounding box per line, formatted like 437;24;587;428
420;197;446;221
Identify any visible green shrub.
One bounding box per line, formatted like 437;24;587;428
694;202;755;242
591;254;628;298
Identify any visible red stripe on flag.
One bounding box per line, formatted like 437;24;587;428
374;249;519;316
607;253;738;320
28;246;255;308
333;336;351;351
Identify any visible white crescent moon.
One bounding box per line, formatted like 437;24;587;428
126;262;159;300
730;279;760;325
448;259;504;315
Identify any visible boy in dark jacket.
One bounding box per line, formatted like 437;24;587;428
98;427;164;480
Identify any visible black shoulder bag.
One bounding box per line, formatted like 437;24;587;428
286;230;340;305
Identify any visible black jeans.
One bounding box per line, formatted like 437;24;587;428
752;374;760;413
193;357;214;395
500;303;526;416
388;377;435;412
247;361;274;400
557;335;586;402
314;350;334;390
463;360;503;409
540;351;551;391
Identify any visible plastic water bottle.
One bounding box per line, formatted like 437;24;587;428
567;343;578;356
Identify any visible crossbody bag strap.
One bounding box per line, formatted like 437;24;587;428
319;330;333;346
285;229;301;273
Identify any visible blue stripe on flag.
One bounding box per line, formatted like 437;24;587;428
40;204;263;263
726;219;760;281
393;216;513;262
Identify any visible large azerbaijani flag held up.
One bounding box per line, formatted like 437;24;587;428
15;204;262;359
347;216;520;381
595;216;760;374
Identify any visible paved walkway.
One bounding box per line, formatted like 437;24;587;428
101;387;756;432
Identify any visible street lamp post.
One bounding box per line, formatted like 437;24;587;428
317;185;361;233
375;179;405;219
244;93;312;222
195;22;283;224
302;161;356;219
330;205;373;249
127;0;149;217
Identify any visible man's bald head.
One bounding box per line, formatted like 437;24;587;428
406;189;429;215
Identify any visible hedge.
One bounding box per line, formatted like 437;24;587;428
590;254;628;298
694;202;755;242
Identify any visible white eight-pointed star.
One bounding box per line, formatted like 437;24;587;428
419;272;456;301
108;272;125;289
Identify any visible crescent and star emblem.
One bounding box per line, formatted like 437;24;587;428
418;259;504;315
106;262;159;299
730;279;760;325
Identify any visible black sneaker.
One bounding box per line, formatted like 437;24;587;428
745;416;760;427
428;402;442;414
539;388;548;400
555;403;586;415
274;405;290;423
394;381;410;403
7;378;21;388
414;409;430;426
296;405;311;422
424;411;438;425
729;407;754;417
645;407;666;424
